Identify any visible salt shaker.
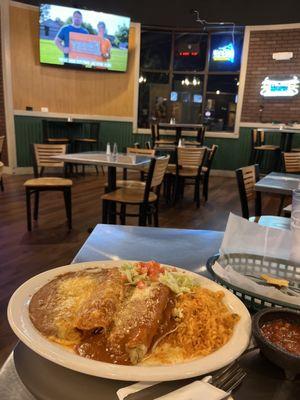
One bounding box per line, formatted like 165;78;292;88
106;143;111;155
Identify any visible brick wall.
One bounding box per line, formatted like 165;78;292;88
241;29;300;123
0;11;8;165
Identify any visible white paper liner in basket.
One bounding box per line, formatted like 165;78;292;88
214;213;300;307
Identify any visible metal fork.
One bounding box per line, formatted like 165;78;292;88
210;362;247;394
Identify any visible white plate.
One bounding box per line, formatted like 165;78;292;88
7;260;251;382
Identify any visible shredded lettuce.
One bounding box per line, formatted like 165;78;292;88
120;263;144;285
121;263;199;294
159;271;199;294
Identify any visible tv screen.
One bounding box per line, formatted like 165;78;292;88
39;4;131;72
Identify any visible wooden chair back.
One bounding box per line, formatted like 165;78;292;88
204;144;218;172
196;125;206;145
141;155;169;203
150;121;160;143
177;146;207;169
33;144;67;176
150;155;170;188
127;147;155;156
283;152;300;173
236;164;261;219
0;136;5;157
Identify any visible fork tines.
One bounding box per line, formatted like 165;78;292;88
212;362;246;393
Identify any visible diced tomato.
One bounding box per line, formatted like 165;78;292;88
121;274;128;282
136;261;163;280
137;280;146;289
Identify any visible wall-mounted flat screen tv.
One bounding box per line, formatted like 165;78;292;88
39;4;131;72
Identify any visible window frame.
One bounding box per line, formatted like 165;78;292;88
136;25;245;137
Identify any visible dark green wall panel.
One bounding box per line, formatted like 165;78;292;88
16;116;300;171
15;116;43;167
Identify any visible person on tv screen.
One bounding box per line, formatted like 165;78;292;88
97;22;111;62
54;10;88;57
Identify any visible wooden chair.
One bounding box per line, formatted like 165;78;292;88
283;152;300;173
173;146;207;208
183;125;206;147
24;144;72;231
104;147;155;192
236;164;262;220
249;129;280;171
102;155;170;226
150;121;176;149
236;165;292;226
201;144;218;202
0;136;5;191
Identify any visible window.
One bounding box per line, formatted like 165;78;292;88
138;27;244;133
140;31;172;70
173;34;207;72
204;75;239;131
209;32;243;72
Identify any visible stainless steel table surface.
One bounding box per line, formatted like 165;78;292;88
255;172;300;196
1;225;299;400
51;151;153;169
73;224;223;270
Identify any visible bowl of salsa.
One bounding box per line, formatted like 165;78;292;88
253;308;300;380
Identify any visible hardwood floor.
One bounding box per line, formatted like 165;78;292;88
0;170;281;366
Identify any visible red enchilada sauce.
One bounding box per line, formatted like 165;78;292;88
261;318;300;356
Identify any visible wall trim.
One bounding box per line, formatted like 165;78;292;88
132;23;141;133
247;23;300;31
240;122;300;129
234;26;250;139
1;0;17;169
14;110;134;123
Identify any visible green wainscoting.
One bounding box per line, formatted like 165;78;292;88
15;116;300;170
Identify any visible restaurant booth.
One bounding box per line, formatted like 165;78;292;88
0;1;299;399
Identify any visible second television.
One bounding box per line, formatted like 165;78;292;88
39;4;131;72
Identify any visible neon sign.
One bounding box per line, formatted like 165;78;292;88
212;43;235;63
260;76;300;97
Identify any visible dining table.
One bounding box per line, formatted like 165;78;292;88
257;127;300;152
255;172;300;196
1;224;299;400
51;151;153;224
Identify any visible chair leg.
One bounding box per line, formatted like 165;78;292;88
33;191;40;221
95;165;99;175
203;174;209;202
0;176;3;192
82;165;85;176
138;204;147;226
154;203;159;227
26;188;32;231
63;188;72;230
147;210;153;226
195;178;201;208
120;204;126;225
102;199;109;224
278;195;285;216
101;166;105;176
180;177;185;199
